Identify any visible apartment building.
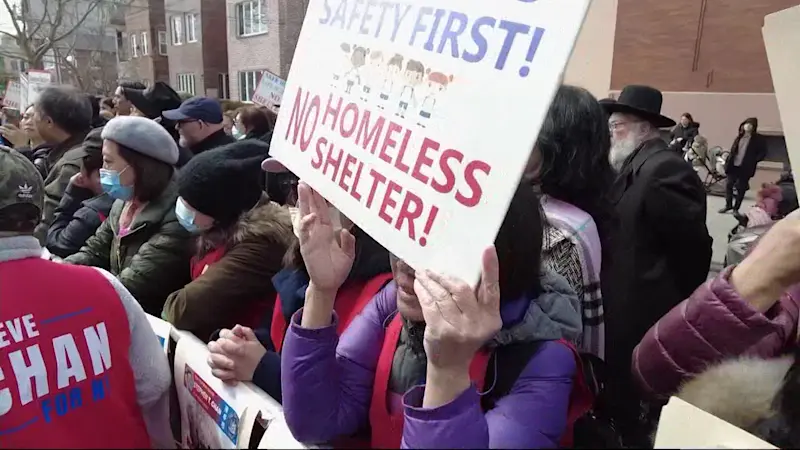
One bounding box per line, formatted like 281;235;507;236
225;0;307;101
164;0;229;97
122;0;170;86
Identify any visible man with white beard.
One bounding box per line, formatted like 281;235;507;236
599;85;712;446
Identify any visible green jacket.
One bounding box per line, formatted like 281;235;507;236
66;179;192;315
34;133;88;243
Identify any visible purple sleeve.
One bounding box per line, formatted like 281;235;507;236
281;283;397;444
401;341;575;449
633;266;800;399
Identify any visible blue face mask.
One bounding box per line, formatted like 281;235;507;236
232;127;245;140
99;167;133;201
175;198;200;233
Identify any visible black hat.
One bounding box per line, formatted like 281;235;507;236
600;85;675;128
177;140;269;227
123;82;183;120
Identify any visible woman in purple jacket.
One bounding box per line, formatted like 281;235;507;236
280;181;583;448
633;216;800;399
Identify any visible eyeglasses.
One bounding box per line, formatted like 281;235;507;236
608;120;642;131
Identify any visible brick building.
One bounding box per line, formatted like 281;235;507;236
121;0;170;86
225;0;307;101
565;0;795;163
164;0;229;97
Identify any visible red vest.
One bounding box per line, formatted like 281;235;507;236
368;315;594;449
190;247;272;330
270;273;393;353
0;257;151;449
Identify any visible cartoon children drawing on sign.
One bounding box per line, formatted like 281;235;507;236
418;70;454;127
378;54;403;110
344;45;369;95
331;43;352;89
361;50;384;102
396;59;425;119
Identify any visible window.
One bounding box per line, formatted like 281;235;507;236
177;73;196;95
140;31;149;55
186;13;198;42
130;33;138;57
158;30;168;55
238;70;261;101
171;16;183;45
236;0;267;37
218;73;230;99
116;31;129;61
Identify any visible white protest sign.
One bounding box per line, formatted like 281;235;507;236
26;69;52;107
145;313;172;354
239;384;310;449
654;396;776;449
18;73;29;112
253;70;286;112
763;4;800;193
3;80;22;110
269;0;590;283
174;333;250;449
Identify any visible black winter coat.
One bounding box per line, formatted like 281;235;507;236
46;183;114;258
604;138;712;396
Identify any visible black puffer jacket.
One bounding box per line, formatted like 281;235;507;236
46;184;114;258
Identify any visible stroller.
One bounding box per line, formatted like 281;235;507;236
690;144;729;195
725;172;798;265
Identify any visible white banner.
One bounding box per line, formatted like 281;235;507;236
26;69;52;108
145;313;172;354
268;0;590;283
19;73;29;112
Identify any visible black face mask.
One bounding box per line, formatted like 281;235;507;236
405;319;427;358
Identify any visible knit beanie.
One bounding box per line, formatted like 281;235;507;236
177;140;269;226
101;116;179;164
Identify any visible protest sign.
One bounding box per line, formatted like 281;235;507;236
18;74;29;112
654;396;776;449
763;4;800;193
3;80;22;110
145;313;172;354
174;333;250;449
237;384;309;449
252;71;286;112
269;0;590;283
26;70;52;108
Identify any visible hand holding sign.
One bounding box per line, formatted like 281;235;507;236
298;182;356;294
414;245;501;371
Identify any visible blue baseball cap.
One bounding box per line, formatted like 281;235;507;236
162;97;223;124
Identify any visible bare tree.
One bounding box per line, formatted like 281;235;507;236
0;0;104;69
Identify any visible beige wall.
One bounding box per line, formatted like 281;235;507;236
563;0;617;99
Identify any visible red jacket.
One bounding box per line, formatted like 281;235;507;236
0;257;151;449
270;273;393;353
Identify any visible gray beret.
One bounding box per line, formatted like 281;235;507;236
101;116;179;165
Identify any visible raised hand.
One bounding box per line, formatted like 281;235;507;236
0;124;29;148
414;246;502;370
297;182;355;294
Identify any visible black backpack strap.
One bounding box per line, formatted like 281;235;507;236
480;341;543;411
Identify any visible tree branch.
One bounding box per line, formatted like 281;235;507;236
1;0;25;39
50;0;104;44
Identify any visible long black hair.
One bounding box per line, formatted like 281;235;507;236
535;85;616;251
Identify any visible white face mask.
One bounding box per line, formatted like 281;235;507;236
288;206;343;238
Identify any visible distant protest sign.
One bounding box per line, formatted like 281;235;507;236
252;71;286;112
763;4;800;194
2;80;22;110
269;0;590;283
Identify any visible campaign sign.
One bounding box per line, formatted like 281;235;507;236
145;314;171;354
269;0;590;283
174;333;248;449
3;80;21;110
184;366;240;445
253;71;287;111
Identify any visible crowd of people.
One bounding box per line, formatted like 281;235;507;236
1;78;799;449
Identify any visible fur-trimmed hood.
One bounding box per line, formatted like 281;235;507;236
198;195;293;255
675;355;797;446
